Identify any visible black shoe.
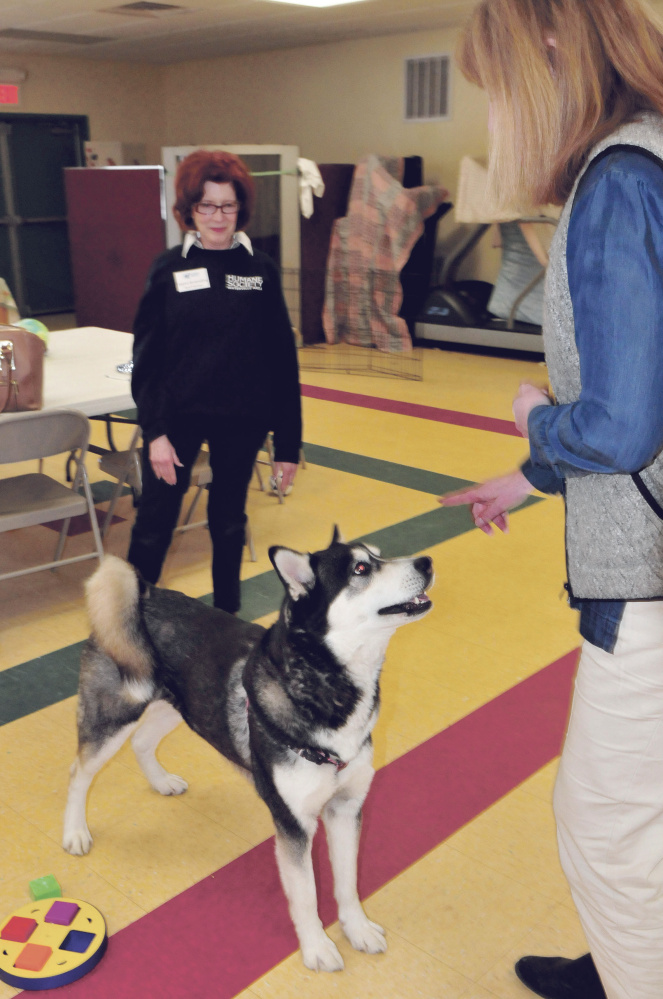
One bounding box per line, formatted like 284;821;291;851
514;954;607;999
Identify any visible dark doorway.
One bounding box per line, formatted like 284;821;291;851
0;113;88;316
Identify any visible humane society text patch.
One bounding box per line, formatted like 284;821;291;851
226;275;263;291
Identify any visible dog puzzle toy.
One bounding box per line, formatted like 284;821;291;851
0;897;107;990
29;875;62;901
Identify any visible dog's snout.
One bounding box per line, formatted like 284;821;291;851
414;556;433;582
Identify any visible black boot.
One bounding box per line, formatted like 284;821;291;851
514;953;607;999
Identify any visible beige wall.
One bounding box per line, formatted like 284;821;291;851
14;7;663;281
1;27;495;279
162;27;493;279
163;28;487;188
3;55;166;164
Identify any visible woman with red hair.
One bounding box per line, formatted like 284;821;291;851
128;149;301;613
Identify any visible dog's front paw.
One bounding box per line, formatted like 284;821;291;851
62;825;93;856
341;913;387;954
301;933;344;972
152;772;188;795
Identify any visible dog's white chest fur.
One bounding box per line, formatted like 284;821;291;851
273;738;374;828
315;632;388;762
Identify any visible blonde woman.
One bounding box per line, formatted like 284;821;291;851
444;2;663;997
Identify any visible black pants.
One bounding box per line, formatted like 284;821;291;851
127;415;268;613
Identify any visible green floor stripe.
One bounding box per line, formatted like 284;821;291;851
302;443;467;495
199;570;284;619
91;480;131;503
0;643;84;726
0;445;542;727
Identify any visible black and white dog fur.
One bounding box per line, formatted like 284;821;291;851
63;528;433;972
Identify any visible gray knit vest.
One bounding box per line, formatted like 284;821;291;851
544;113;663;599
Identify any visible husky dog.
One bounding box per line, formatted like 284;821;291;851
63;528;433;972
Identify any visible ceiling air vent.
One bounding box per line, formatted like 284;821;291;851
102;1;186;14
121;1;183;7
405;55;450;122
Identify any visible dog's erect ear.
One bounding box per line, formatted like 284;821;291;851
331;525;345;545
269;546;315;601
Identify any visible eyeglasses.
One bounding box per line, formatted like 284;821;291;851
194;201;240;216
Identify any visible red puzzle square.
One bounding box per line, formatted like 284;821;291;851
1;916;37;943
14;943;52;972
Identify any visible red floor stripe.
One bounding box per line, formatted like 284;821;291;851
54;649;578;999
301;384;522;437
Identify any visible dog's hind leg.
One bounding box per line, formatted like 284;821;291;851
63;722;139;856
322;760;386;956
130;699;188;795
274;827;345;973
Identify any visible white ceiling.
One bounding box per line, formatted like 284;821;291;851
0;0;474;64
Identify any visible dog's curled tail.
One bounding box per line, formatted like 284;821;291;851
85;555;153;683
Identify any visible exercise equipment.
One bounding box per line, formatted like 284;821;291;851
416;156;557;355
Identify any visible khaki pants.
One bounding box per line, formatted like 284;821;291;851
555;601;663;999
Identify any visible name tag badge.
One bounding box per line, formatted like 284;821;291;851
174;268;211;293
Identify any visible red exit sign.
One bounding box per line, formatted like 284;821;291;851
0;85;18;105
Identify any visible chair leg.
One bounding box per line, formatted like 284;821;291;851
54;519;71;562
272;473;285;504
55;461;103;564
133;453;142;493
254;460;266;491
182;484;205;527
105;414;118;452
102;477;126;539
81;468;105;561
245;518;257;562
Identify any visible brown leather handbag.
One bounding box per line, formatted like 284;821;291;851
0;325;46;413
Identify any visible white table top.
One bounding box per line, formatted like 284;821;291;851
41;326;135;418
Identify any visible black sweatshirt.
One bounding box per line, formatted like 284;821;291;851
131;243;302;462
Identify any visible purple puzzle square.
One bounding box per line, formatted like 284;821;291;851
45;901;79;926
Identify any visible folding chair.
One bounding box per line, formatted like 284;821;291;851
99;430;256;561
0;409;104;582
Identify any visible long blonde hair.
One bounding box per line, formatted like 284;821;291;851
457;0;663;208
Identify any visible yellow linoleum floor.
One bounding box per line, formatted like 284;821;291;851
0;345;588;999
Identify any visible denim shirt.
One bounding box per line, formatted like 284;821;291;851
521;149;663;651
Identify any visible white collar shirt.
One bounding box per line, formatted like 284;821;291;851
181;230;253;257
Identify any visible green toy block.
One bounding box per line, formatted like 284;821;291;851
29;875;62;901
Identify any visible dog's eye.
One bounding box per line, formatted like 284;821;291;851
353;562;370;576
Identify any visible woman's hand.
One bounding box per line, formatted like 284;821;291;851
272;461;298;494
439;469;535;535
149;434;183;486
513;382;552;438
